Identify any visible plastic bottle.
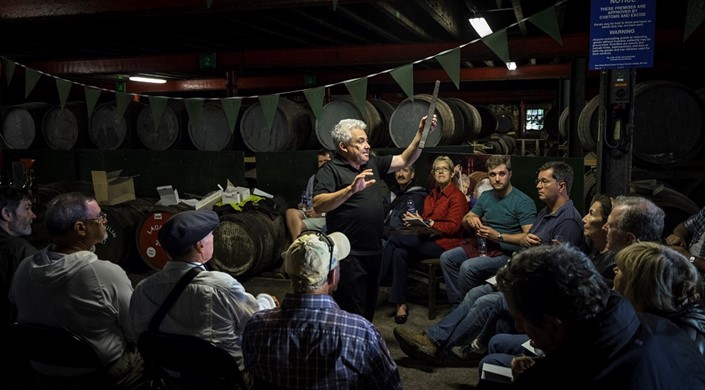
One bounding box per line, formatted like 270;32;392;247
477;236;487;256
300;192;310;211
406;199;416;215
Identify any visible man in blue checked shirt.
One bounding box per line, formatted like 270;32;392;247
242;230;402;390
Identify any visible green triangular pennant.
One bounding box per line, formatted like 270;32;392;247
56;79;72;111
344;78;368;116
436;47;461;89
2;58;15;87
685;0;705;42
220;98;242;134
115;92;132;125
481;28;510;64
303;86;326;120
148;96;169;132
24;68;41;99
85;87;102;119
390;64;414;100
496;0;502;8
259;94;280;129
207;0;213;9
333;0;338;11
185;98;205;131
529;6;563;46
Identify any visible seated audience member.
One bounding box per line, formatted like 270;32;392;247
382;164;427;237
382;155;468;323
613;242;705;356
479;244;705;388
242;231;402;390
1;187;38;328
583;194;615;285
1;187;38;389
285;148;334;243
666;204;705;274
130;210;277;388
440;155;536;306
10;192;145;389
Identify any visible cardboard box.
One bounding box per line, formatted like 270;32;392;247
91;170;136;206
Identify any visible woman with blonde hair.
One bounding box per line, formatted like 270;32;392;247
614;241;705;356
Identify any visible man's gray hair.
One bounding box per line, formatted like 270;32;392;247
331;119;367;147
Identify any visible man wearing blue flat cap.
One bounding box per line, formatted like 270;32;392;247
130;209;277;387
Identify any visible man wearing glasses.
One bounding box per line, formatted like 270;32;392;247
10;192;146;389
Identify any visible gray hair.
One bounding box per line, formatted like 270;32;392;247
612;195;665;242
45;192;94;236
331;119;367;147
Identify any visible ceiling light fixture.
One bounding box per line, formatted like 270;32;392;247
506;61;517;70
128;76;167;84
469;15;493;38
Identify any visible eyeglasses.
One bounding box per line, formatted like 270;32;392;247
535;178;556;186
433;167;450;173
80;211;107;224
298;230;335;274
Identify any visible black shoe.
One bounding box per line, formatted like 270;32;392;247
394;306;409;324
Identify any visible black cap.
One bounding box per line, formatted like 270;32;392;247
158;210;219;254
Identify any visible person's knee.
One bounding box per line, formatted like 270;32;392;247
286;208;304;221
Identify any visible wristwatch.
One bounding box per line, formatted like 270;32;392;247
497;233;504;242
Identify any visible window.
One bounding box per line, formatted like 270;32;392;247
525;108;545;131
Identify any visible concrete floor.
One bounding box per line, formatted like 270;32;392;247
241;276;481;390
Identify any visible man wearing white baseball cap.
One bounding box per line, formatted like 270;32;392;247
242;230;402;389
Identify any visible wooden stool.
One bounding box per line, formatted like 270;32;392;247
408;258;446;320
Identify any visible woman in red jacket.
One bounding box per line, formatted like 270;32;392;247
381;155;468;324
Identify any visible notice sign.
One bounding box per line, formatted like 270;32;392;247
589;0;656;70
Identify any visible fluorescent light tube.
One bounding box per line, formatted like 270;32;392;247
128;76;167;84
469;17;493;38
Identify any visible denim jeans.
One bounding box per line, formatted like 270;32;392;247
440;246;509;305
478;333;532;375
425;284;502;355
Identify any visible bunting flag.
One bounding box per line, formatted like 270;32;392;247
685;0;705;42
184;98;205;131
344;78;368;117
2;58;14;86
221;97;242;134
85;86;102;119
303;86;326;120
24;68;41;99
390;63;414;100
207;0;213;9
259;94;280;129
496;0;503;8
481;28;510;64
56;78;72;111
115;92;133;125
529;6;563;46
333;0;338;11
148;96;169;132
436;47;460;89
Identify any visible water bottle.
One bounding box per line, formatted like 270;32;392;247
300;192;310;211
477;236;487;256
406;199;416;215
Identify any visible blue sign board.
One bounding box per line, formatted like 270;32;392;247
589;0;656;70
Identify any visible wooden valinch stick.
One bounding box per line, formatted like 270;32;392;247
419;80;440;148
